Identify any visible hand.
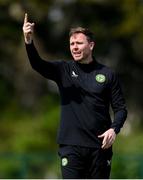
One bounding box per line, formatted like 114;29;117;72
98;128;116;149
22;13;35;44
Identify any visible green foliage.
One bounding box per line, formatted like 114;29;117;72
0;0;143;178
111;154;141;178
111;130;143;178
0;94;60;178
0;94;60;153
0;153;60;178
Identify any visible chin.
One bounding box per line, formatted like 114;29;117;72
74;58;81;62
73;56;83;62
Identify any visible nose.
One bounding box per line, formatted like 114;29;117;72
73;43;78;51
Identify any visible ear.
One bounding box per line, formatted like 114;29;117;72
90;42;95;50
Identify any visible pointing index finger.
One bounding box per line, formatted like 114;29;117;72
24;13;28;23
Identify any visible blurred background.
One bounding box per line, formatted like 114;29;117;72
0;0;143;178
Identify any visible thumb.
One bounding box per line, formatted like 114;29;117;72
98;133;104;138
31;23;35;33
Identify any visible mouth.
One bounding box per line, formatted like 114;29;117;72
72;51;82;57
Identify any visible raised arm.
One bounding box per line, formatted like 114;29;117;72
23;13;35;44
22;13;62;81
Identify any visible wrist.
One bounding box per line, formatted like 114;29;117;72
111;127;117;134
25;39;32;44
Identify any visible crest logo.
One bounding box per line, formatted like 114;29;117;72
107;160;111;166
62;157;68;166
71;71;78;78
95;74;106;83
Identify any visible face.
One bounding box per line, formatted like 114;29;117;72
70;33;94;63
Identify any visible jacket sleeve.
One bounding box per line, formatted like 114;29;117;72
109;72;127;134
25;41;62;82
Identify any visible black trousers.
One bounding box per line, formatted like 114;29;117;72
58;145;113;179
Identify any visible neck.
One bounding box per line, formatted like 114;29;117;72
78;55;93;64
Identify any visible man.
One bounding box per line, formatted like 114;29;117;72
23;13;127;179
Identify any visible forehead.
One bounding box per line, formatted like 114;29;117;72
70;33;88;42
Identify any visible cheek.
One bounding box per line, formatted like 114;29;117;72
83;47;91;55
70;46;73;52
79;45;87;52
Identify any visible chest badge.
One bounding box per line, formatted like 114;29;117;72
71;71;78;78
95;74;106;83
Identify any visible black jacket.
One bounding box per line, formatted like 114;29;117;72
25;42;127;148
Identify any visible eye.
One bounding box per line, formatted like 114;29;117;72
70;42;74;46
77;42;83;45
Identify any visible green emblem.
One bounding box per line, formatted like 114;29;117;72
62;157;68;166
95;74;106;83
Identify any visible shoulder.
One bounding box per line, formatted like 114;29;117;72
96;62;118;84
97;62;116;75
50;59;71;66
58;60;74;68
97;62;114;73
51;60;73;73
